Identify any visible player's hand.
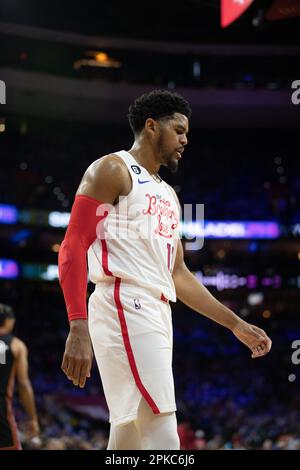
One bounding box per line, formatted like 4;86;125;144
232;321;272;358
61;319;93;388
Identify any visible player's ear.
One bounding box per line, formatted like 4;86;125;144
144;118;156;135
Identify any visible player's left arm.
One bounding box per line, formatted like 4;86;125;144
172;239;272;358
12;338;40;437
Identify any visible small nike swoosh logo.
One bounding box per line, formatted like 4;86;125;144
138;178;150;184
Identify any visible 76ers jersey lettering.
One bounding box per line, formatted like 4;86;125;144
88;150;180;301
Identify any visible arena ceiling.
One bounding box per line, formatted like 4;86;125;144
0;0;299;45
0;0;299;128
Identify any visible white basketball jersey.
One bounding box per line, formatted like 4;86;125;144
87;150;181;301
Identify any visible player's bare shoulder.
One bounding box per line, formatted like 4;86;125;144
77;153;131;204
11;337;27;359
88;154;127;178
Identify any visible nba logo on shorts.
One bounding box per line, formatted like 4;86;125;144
134;298;141;310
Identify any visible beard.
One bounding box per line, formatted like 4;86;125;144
166;157;179;173
156;133;179;173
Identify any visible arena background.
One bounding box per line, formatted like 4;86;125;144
0;0;300;450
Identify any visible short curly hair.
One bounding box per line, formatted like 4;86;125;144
128;89;191;135
0;304;15;326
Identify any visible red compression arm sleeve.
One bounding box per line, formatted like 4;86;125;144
58;195;107;322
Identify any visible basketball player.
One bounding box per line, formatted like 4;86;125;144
58;90;272;450
0;304;39;450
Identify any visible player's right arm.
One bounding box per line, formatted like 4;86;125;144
59;155;128;388
11;337;39;438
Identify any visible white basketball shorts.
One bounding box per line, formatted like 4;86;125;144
88;278;176;426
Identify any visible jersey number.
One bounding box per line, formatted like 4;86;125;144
167;243;174;272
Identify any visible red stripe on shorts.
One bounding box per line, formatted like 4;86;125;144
113;277;160;414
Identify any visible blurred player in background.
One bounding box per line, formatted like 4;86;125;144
0;304;39;450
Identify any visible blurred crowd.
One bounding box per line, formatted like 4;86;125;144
1;123;300;450
7;288;300;451
1;125;300;224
